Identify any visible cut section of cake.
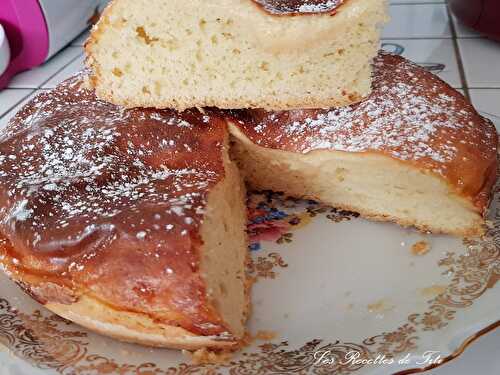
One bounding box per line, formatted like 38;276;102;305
0;73;248;350
228;53;498;236
85;0;388;110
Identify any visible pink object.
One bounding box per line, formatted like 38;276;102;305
0;0;49;89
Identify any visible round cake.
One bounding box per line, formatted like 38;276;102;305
0;52;497;354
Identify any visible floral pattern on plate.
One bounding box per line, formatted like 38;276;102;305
0;170;499;375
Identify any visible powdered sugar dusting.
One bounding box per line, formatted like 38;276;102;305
252;0;344;15
234;53;498;179
0;74;239;335
298;1;341;13
0;73;225;269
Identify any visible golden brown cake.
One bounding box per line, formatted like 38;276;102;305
0;73;248;350
228;53;498;236
85;0;388;110
0;53;497;353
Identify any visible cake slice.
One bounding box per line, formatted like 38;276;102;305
85;0;388;110
0;73;248;350
228;53;498;236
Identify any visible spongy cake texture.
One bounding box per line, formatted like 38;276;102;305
85;0;388;110
0;52;498;353
228;53;498;236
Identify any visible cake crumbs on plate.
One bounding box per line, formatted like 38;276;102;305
411;240;431;256
367;299;394;313
183;348;233;365
238;330;278;349
254;330;277;340
420;284;447;298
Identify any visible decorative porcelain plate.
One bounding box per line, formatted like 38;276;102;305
0;117;499;375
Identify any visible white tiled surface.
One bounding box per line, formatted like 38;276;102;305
458;38;500;88
380;1;500;123
382;4;451;39
469;89;500;126
71;30;90;47
0;1;499;374
391;0;444;3
6;46;83;89
0;89;33;117
42;53;86;89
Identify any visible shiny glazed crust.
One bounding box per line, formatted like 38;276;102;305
0;74;246;348
0;51;498;352
229;53;498;217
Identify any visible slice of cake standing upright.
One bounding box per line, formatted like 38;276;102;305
85;0;388;110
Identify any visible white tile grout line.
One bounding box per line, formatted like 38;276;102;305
444;4;470;99
0;90;34;120
380;36;487;40
0;45;85;119
468;88;500;90
390;2;445;4
34;51;85;90
380;37;449;40
4;48;84;91
383;36;484;40
385;3;487;40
